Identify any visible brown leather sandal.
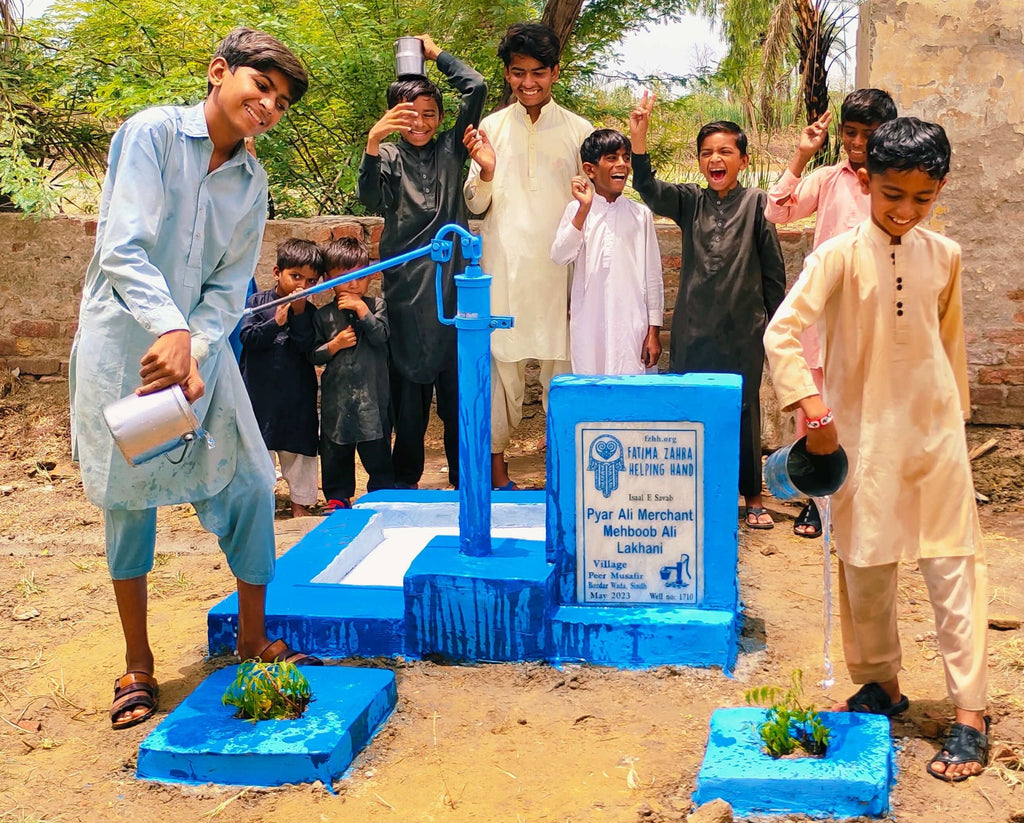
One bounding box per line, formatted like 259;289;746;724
254;638;324;667
110;671;159;730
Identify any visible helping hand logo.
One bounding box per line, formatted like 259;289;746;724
588;435;624;498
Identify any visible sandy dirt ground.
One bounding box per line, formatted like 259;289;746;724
0;378;1022;823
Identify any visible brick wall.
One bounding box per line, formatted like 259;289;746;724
858;0;1024;424
0;213;811;385
9;211;1015;435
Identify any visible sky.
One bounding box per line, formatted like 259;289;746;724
605;14;727;85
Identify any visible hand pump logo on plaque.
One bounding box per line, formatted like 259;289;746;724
577;422;704;605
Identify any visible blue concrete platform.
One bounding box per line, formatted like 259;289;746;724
693;707;895;818
137;665;396;788
405;533;557;662
549;603;738;669
208;504;407;657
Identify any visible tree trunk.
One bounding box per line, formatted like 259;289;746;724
794;0;830;158
541;0;585;58
500;0;584;105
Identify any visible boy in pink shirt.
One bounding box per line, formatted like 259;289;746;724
764;88;896;537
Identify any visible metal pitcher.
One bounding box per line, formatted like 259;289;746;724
764;436;848;500
103;384;212;467
394;37;426;79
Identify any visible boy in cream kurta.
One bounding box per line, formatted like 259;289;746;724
764;89;897;538
463;22;592;490
764;118;988;782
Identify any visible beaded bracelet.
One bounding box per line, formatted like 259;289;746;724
806;409;834;429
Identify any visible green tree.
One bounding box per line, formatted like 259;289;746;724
9;0;711;216
693;0;859;145
1;0;107;213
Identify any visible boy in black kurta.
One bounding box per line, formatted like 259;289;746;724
240;239;323;518
313;238;393;510
629;94;786;530
356;34;486;490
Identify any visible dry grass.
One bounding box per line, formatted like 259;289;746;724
992;636;1024;673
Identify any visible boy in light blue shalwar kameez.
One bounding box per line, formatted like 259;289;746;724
69;28;321;732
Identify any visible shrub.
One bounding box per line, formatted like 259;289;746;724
222;660;312;722
745;670;831;758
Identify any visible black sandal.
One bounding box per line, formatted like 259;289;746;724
794;500;822;538
844;682;909;716
926;717;990;782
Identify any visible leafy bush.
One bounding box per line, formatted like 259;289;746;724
222;660;312;722
745;669;831;758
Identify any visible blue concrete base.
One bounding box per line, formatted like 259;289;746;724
208;505;406;657
549;604;738;670
694;707;895;818
206;490;740;670
137;665;396;787
404;534;557;662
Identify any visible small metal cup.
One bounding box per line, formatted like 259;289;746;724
394;37;426;79
103;384;210;467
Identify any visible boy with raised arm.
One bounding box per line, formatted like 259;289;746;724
357;34;486;491
463;21;593;490
550;128;663;375
70;28;319;731
629;93;786;530
765;89;897;538
765;118;989;783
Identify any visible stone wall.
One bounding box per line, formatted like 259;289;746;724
0;212;811;449
858;0;1024;424
0;212;810;379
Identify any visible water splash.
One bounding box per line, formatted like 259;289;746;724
814;496;835;689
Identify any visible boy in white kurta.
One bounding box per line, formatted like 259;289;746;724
550;129;663;374
463;22;593;490
764;118;988;782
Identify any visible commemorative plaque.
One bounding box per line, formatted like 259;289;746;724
576;421;704;605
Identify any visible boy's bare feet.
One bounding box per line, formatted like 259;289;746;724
291;502;312;518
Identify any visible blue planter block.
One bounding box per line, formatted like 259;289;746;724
549;604;738;669
694;707;895;818
404;534;557;662
209;588;406;659
137;666;396;787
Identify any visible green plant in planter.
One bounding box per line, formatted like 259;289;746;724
222;660;312;722
745;670;831;758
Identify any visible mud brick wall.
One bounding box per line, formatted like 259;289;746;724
5;209;1017;441
0;213;808;450
858;0;1024;424
0;215;385;378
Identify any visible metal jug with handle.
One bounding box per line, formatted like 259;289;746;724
394;37;426;79
103;384;213;467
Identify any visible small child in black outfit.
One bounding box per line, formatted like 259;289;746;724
313;238;394;511
240;238;323;518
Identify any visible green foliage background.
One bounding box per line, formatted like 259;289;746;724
3;0;854;216
9;0;711;216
